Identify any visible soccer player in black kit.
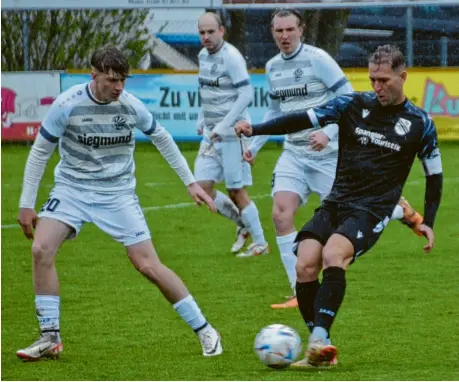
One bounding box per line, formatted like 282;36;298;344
235;45;443;368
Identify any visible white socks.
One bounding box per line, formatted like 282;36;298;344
214;190;244;228
391;204;404;220
241;202;266;245
276;232;298;294
173;295;208;332
35;295;60;339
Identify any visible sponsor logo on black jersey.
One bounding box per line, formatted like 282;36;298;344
355;127;401;151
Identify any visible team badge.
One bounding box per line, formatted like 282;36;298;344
294;68;303;81
113;115;126;130
210;64;218;75
394;118;411;136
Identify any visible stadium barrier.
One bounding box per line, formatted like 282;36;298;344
2;68;458;142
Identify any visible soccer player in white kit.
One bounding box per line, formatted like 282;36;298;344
16;47;223;361
245;9;424;309
195;12;269;257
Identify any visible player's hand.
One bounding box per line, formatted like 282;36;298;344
18;208;38;240
418;224;435;253
186;183;216;212
210;132;222;142
309;131;330;151
235;121;253;137
243;150;256;165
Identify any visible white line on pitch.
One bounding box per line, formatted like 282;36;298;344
1;193;271;230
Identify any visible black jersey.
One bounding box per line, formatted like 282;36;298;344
306;92;440;217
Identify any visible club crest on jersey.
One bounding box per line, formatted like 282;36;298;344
294;68;303;81
210;63;218;75
394;118;411;136
113;115;126;130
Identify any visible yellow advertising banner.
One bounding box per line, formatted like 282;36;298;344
345;68;459;140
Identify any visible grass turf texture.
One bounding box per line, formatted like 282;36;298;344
2;142;458;380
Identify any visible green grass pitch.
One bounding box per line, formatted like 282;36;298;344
2;142;459;380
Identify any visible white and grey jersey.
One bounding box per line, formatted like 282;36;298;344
39;83;155;192
198;42;251;138
266;43;352;156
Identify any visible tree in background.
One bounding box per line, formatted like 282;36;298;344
1;9;153;71
302;9;350;58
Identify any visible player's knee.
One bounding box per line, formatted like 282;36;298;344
272;205;294;232
131;251;161;281
137;263;160;282
227;188;239;201
228;188;248;207
322;245;352;269
31;242;56;267
295;256;320;281
198;181;214;196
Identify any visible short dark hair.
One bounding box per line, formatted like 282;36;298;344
369;45;406;71
271;8;304;28
91;46;130;77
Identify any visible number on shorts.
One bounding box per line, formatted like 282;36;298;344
40;198;61;212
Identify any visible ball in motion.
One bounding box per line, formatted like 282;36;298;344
254;324;302;369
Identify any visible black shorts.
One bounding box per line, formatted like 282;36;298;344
296;202;390;260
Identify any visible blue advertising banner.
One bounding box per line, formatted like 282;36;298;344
60;73;276;142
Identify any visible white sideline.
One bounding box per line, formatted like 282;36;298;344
1;193;272;230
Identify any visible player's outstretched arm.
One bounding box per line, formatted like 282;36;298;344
235;112;314;138
245;98;283;160
18;132;57;239
148;123;215;212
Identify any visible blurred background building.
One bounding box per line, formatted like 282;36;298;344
150;5;459;69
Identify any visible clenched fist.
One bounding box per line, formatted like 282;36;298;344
235;120;253;137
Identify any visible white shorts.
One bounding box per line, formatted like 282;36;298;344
272;149;337;204
194;139;252;189
38;185;151;246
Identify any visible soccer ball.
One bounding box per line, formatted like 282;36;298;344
254;324;302;369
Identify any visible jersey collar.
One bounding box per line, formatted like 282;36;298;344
281;43;303;61
208;40;225;55
86;82;112;105
379;97;408;113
